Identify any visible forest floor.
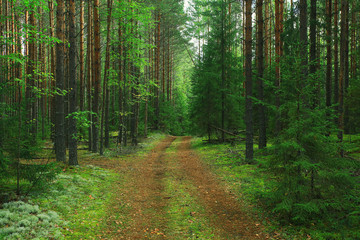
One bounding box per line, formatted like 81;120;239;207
83;136;271;239
2;134;359;239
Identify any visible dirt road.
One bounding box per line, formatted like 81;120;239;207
103;136;268;239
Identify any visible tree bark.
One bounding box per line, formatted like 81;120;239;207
100;0;113;154
55;0;66;162
86;0;93;151
68;0;78;165
79;0;85;112
299;0;308;83
310;0;317;107
154;10;161;130
275;0;282;132
92;0;101;152
49;0;56;141
326;0;332;119
257;0;266;149
333;0;339;124
27;11;37;139
221;0;226;142
338;0;349;156
245;0;253;161
264;0;270;67
344;1;350;134
118;19;124;145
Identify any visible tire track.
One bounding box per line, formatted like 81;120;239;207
112;136;176;239
177;136;269;240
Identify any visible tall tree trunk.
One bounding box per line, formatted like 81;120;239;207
264;0;270;67
55;0;66;162
338;0;348;156
275;0;282;132
0;0;3;153
326;0;332;122
38;7;46;140
257;0;266;149
118;19;124;145
245;0;253;161
92;0;101;152
309;0;317;107
299;0;308;84
49;0;56;141
221;0;226;142
64;1;69;148
100;0;113;155
333;0;339;124
79;0;85;112
343;1;350;134
350;2;356;82
86;0;93;151
162;25;166;102
167;28;171;102
27;11;37;139
154;10;161;130
68;0;78;165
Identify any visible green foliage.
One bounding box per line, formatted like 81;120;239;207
189;0;243;138
345;76;360;133
256;23;360;237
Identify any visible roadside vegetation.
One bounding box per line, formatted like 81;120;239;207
192;134;360;240
0;133;166;239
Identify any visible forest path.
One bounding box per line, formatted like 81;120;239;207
103;136;268;239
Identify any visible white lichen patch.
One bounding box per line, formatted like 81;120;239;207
0;201;64;240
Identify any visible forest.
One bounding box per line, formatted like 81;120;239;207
0;0;359;239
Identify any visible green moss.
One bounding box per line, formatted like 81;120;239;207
29;165;117;239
